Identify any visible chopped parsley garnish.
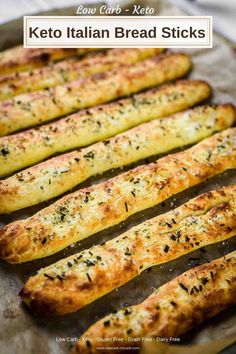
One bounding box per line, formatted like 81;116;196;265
163;245;169;253
86;273;92;282
179;283;188;292
103;320;110;327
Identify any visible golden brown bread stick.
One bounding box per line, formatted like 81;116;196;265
0;104;234;212
0;46;98;75
0;53;191;136
20;185;236;316
1;128;236;263
0;80;211;176
0;48;165;100
71;250;236;354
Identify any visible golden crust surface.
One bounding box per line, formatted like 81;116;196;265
0;80;211;176
0;48;165;100
19;186;236;316
0;53;192;136
1;128;236;264
71;250;236;353
0;104;234;212
0;46;98;75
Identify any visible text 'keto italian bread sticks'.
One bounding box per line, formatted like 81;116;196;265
0;46;99;75
1;128;236;263
19;186;236;316
71;251;236;354
0;80;211;176
0;104;235;212
0;48;165;100
0;53;191;136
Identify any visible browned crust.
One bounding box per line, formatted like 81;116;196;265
0;128;236;264
0;48;165;100
0;79;211;177
0;53;192;135
71;251;236;353
1;103;234;213
19;185;236;317
0;46;98;75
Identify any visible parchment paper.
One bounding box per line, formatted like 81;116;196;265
0;1;235;354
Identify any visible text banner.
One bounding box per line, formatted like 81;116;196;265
24;16;212;48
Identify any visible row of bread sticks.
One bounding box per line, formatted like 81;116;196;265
1;128;236;262
0;45;235;354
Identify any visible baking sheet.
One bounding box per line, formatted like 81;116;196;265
0;1;236;354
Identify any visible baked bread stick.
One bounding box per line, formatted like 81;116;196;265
0;46;98;75
71;251;236;353
1;128;236;263
19;186;236;316
1;104;234;211
0;53;191;136
0;48;165;100
0;80;211;176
